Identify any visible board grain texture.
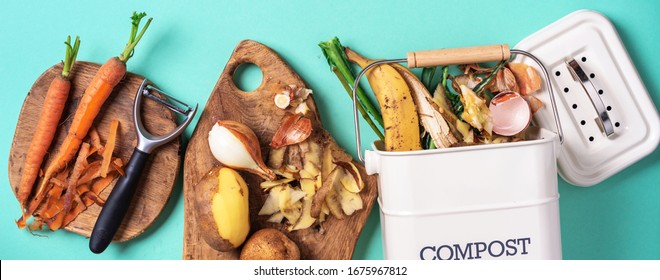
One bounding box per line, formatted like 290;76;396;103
8;62;181;242
183;40;378;260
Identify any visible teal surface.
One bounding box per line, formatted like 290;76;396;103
1;0;658;260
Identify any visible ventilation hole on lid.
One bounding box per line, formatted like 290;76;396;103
590;73;595;78
607;106;612;111
598;89;603;95
580;120;586;125
615;122;620;127
572;104;578;109
582;57;587;62
555;71;561;76
563;87;569;93
589;136;594;142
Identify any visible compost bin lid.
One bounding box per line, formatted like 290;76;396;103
513;10;659;186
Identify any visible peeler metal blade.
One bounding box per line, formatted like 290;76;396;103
134;79;198;153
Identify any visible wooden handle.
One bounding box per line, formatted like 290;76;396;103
407;44;510;68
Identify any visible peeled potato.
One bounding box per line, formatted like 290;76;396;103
239;228;300;260
194;167;250;252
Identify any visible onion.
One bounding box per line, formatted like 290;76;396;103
208;120;275;180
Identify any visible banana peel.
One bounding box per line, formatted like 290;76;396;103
345;47;421;151
391;64;460;148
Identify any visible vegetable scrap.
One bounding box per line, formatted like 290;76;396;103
17;121;125;231
319;37;546;150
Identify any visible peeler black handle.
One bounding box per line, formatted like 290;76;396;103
89;148;150;254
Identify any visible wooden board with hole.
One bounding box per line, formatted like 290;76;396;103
8;62;181;242
183;40;378;260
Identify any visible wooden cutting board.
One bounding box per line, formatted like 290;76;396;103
8;62;180;242
183;40;378;259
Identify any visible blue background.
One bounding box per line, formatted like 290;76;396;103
1;0;658;259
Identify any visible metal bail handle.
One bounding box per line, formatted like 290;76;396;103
351;47;565;162
510;49;565;143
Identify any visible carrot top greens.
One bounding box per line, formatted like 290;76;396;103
119;11;153;63
61;36;80;79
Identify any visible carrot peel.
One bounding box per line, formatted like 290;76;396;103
100;120;119;177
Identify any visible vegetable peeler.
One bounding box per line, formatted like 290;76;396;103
89;80;197;254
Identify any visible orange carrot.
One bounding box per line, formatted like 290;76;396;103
16;36;80;211
31;12;152;212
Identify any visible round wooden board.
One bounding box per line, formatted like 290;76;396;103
8;62;181;242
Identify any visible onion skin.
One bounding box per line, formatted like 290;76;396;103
270;113;312;149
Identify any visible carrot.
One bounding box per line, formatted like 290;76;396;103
31;12;152;212
17;36;80;211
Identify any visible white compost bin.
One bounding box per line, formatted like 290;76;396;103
359;10;659;260
366;128;561;260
